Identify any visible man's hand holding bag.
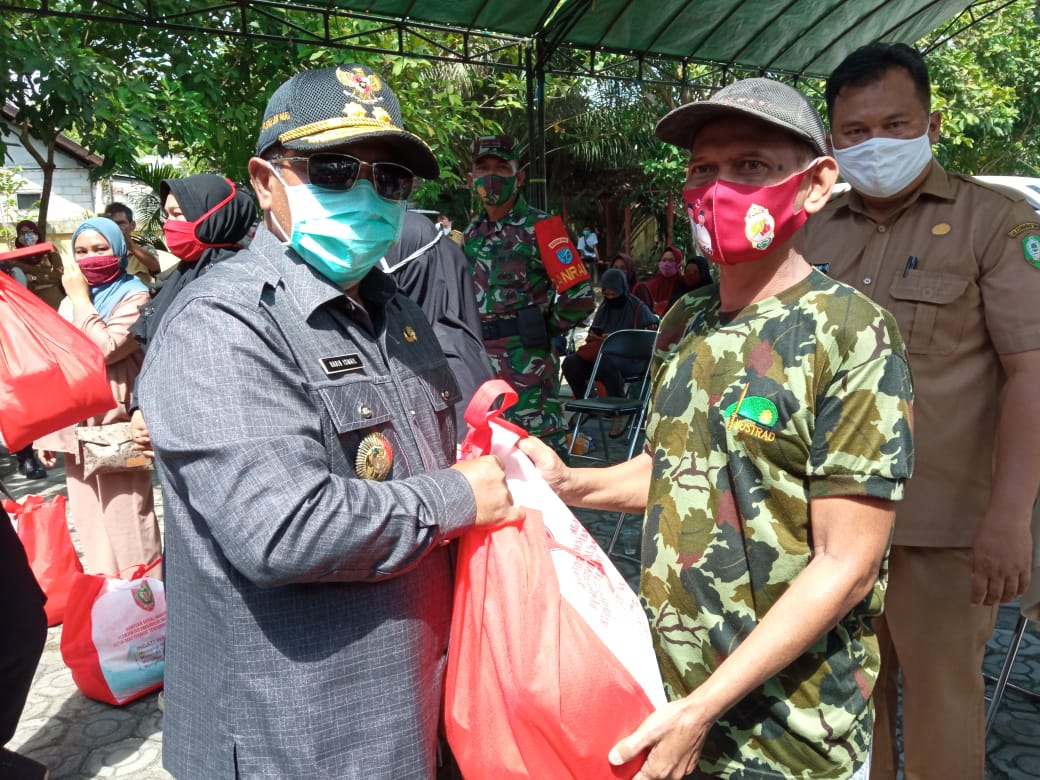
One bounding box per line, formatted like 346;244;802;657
444;380;666;780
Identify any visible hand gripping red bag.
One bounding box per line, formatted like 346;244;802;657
3;494;83;626
444;380;666;779
60;560;166;705
0;269;115;451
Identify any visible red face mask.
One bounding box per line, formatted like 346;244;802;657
162;181;238;262
77;254;122;285
682;164;814;266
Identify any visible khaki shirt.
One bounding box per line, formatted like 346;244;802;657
125;248;157;286
803;161;1040;546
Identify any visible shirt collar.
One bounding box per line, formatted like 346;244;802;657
249;225;396;316
470;193;532;232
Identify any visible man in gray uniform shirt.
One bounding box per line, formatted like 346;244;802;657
139;63;520;779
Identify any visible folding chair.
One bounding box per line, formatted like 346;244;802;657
985;612;1039;736
563;328;656;465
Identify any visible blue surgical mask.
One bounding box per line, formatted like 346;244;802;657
270;168;405;287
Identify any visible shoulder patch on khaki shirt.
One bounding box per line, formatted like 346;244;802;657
1022;234;1040;268
1007;222;1040;238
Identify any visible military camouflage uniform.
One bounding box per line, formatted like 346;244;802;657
642;269;914;779
464;195;594;440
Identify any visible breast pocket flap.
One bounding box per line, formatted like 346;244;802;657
315;383;393;434
888;270;970;305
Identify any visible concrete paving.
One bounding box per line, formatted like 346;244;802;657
2;444;1037;779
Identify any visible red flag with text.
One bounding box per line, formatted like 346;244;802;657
534;215;591;293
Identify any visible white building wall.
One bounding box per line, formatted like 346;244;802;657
1;122;101;243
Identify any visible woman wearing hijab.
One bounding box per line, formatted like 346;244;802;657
35;217;161;576
644;244;684;316
128;174;257;455
666;253;713;309
131;174;256;354
609;251;654;310
10;218;64;310
562;268;657;436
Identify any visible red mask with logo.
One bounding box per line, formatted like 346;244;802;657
77;255;122;285
682;164;815;266
163;181;238;262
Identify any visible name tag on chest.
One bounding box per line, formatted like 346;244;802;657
321;354;363;377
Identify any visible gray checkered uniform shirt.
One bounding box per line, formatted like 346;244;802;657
139;227;476;779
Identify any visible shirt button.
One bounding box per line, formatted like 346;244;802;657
360;405;372;418
877;225;887;233
441;390;451;401
863;277;872;285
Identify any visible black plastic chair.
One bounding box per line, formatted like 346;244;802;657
563;328;657;465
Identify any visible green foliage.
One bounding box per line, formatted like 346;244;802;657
3;1;1038;248
926;2;1040;174
122;160;190;239
0;167;28;246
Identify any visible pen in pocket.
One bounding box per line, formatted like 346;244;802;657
902;255;918;277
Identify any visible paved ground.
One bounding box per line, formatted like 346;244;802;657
2;442;1038;779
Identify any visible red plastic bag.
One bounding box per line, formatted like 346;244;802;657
3;494;82;626
0;270;114;451
445;380;666;779
0;241;56;266
61;561;166;705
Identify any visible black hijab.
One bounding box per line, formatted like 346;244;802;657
131;174;257;355
161;174;257;262
592;268;644;334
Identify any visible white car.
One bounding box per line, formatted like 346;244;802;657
830;175;1040;215
972;175;1040;213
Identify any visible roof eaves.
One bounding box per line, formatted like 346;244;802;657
2;103;104;168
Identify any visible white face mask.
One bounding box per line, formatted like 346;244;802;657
833;132;933;199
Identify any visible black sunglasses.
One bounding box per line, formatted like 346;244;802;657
271;153;415;201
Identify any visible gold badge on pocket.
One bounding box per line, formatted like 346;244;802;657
356;432;393;480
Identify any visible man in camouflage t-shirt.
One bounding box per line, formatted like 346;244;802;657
464;135;595;445
520;79;913;780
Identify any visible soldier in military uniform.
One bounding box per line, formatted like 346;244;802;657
463;135;594;445
520;79;914;780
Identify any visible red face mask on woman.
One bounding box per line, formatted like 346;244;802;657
163;181;238;262
682;163;815;266
77;254;123;286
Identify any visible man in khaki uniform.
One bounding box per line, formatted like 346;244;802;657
103;202;160;283
10;219;64;309
804;43;1040;780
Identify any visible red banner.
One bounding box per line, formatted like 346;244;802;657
534;215;590;293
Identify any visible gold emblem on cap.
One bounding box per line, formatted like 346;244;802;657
343;103;367;119
337;67;382;104
403;326;418;343
932;223;951;235
356;432;393;480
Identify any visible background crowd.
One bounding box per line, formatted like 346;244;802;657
1;37;1038;780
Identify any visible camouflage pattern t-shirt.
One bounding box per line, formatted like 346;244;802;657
643;269;914;780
